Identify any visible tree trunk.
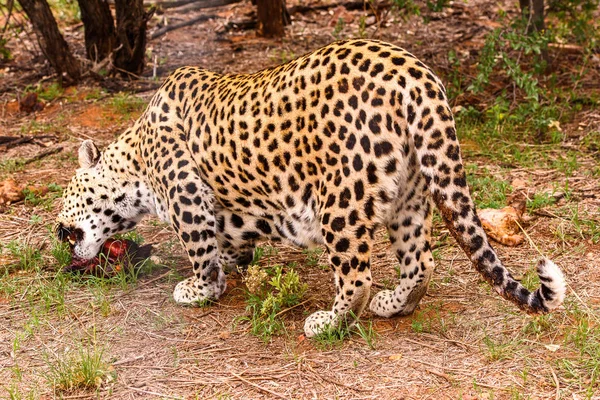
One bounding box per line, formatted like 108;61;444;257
519;0;545;33
114;0;151;76
77;0;116;63
17;0;80;82
256;0;288;37
518;0;548;67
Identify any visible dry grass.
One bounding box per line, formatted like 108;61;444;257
1;0;600;398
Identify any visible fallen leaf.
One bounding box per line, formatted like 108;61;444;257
544;344;560;352
547;120;562;132
218;331;231;340
388;353;403;361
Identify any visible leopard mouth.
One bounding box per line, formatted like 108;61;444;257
56;225;100;261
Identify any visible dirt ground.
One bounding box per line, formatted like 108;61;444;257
1;0;600;399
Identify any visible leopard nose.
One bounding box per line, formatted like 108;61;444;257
56;223;71;242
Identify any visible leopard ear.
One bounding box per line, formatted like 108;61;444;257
78;140;101;168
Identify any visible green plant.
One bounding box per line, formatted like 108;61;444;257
426;0;449;12
84;88;105;101
357;15;367;38
303;247;327;270
4;385;36;400
312;320;352;349
0;38;11;61
482;335;517;362
562;301;600;396
391;0;420;18
241;264;308;341
523;314;555;337
332;18;345;40
5;240;43;272
37;82;64;101
568;206;600;243
251;245;278;266
23;183;62;211
271;49;296;64
354;319;377;349
109;93;146;115
526;192;556;212
51;241;71;269
44;345;113;393
36;272;71;314
114;230;144;245
410;310;432;333
91;288;112;317
445;49;463;101
469;21;550;99
548;0;600;48
465;165;511;209
521;268;541;291
0;159;25;176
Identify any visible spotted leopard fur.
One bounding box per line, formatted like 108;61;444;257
56;39;566;337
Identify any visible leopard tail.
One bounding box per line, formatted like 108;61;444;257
410;98;566;313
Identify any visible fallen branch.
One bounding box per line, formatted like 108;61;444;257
425;368;453;382
145;0;238;9
0;135;56;150
145;0;199;7
548;43;584;54
150;14;217;39
223;19;257;31
176;0;241;12
230;372;287;399
289;0;391;14
23;146;63;165
0;136;34;146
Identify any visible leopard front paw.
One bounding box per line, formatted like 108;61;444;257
304;310;338;338
369;290;399;318
173;274;226;305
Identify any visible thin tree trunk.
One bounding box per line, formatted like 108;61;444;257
17;0;80;82
114;0;151;76
519;0;545;33
518;0;548;67
256;0;287;37
77;0;116;62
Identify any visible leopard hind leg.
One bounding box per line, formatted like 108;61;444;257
370;172;435;318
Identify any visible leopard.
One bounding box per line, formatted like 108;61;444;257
56;39;566;338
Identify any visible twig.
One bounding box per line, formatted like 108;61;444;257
274;298;313;317
307;364;372;393
425;368;453;382
230;372;287;399
150;14;217;40
549;367;560;400
177;0;241;13
209;312;225;328
138;269;174;287
23;146;63;165
1;0;14;35
404;337;440;351
126;386;183;399
0;134;56;149
145;0;200;7
113;355;145;366
145;0;239;9
514;219;544;258
289;1;391;14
